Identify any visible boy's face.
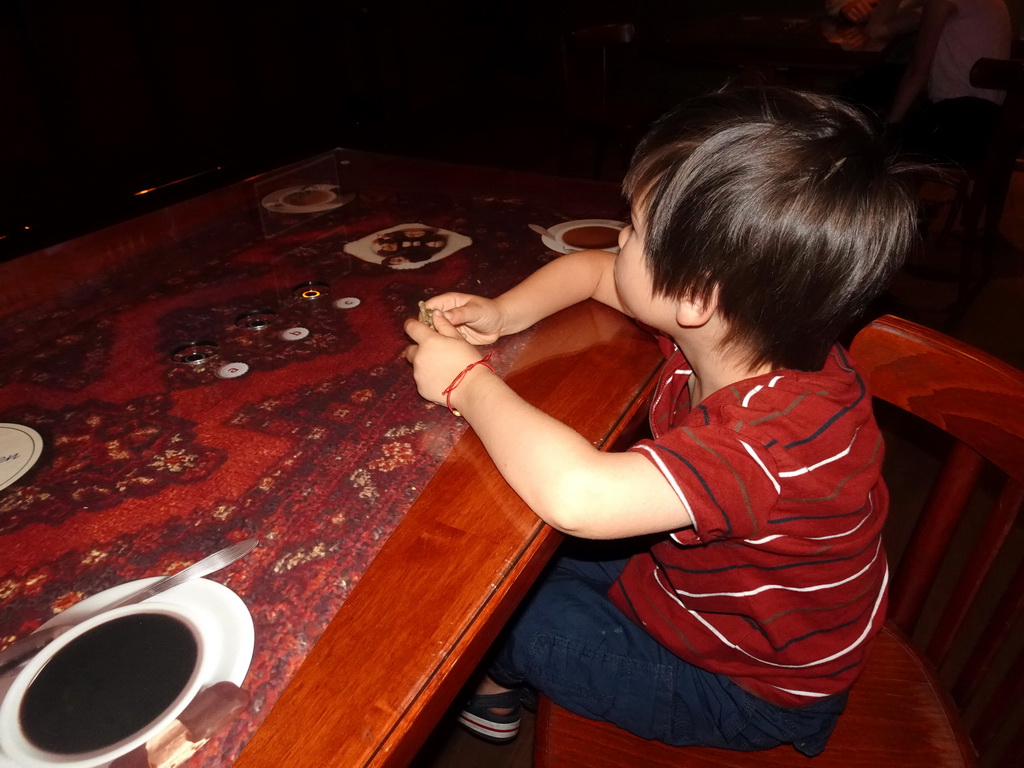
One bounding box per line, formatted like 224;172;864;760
614;204;678;332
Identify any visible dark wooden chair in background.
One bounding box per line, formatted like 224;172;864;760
534;314;1024;768
923;42;1024;327
559;22;657;179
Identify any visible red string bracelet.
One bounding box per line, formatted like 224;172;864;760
441;353;495;417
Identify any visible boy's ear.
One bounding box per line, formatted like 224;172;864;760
675;287;719;328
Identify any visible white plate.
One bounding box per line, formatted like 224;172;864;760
540;219;626;254
0;425;43;493
261;184;355;214
0;577;253;768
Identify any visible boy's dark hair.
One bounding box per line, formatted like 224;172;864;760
624;87;920;371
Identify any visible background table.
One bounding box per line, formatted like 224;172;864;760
0;150;662;767
648;4;890;85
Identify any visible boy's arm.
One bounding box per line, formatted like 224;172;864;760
404;313;692;540
426;248;626;342
493;248;626;333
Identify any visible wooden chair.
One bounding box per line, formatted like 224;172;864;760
534;315;1024;768
922;43;1024;327
559;22;657;179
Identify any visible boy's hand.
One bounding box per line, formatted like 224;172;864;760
422;293;505;345
404;311;491;409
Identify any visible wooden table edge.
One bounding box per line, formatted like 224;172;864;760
232;302;662;768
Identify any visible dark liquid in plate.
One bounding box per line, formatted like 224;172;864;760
283;189;334;206
561;225;620;249
19;613;198;755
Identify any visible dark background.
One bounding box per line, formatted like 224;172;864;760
0;0;714;261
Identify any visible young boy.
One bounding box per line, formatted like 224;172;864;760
403;87;920;755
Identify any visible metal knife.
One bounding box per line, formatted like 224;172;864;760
0;538;258;676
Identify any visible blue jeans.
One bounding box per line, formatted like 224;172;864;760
489;549;847;756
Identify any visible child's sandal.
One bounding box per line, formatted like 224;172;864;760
457;689;525;743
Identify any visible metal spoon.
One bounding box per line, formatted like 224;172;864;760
528;223;556;240
0;538;258;676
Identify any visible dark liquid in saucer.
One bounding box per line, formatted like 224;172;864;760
19;613;198;754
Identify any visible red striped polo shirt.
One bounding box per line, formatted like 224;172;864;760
610;337;889;707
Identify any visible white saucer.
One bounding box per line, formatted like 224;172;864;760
0;425;43;493
0;578;253;768
261;184;355;214
540;219;625;255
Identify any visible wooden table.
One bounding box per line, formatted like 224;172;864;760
0;150;662;767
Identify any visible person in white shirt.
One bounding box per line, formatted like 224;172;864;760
871;0;1012;164
827;0;925;120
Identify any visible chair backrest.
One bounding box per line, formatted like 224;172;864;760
561;23;637;113
849;314;1024;765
